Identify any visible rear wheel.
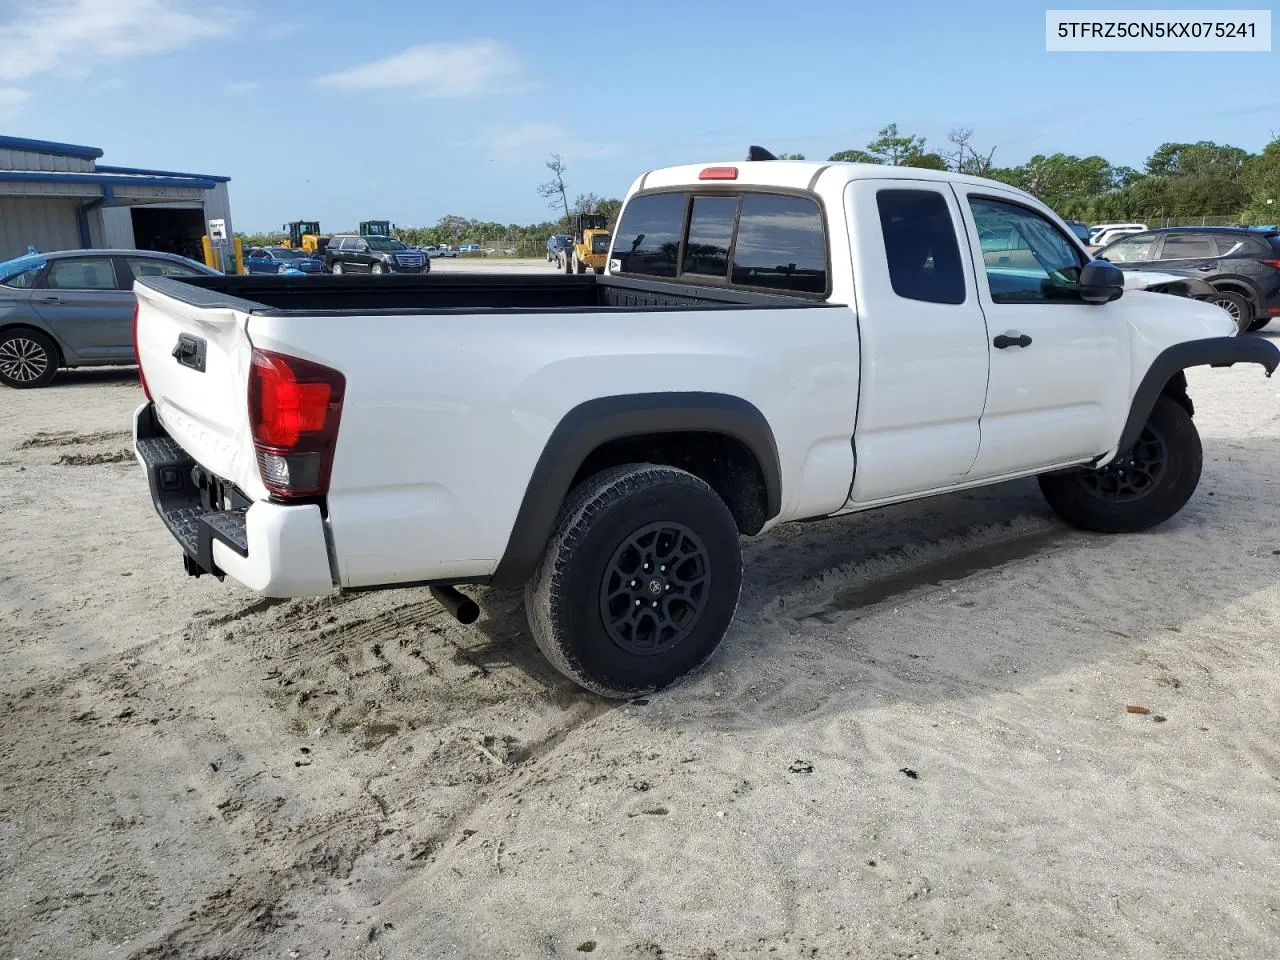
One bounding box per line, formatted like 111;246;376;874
0;328;59;389
1038;396;1202;534
524;464;743;698
1205;290;1252;334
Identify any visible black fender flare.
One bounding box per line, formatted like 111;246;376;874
1116;336;1279;454
490;392;782;588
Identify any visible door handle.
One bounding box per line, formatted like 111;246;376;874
33;295;63;303
1196;265;1214;271
993;333;1032;349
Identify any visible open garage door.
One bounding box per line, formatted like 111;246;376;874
131;207;206;262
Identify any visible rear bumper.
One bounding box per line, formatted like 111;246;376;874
133;403;337;598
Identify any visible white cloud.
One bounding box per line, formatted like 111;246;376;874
224;81;261;95
315;40;527;99
0;0;231;112
470;123;628;162
0;86;30;120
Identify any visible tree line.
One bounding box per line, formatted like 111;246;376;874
785;124;1280;223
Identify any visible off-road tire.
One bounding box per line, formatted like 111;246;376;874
1038;396;1202;534
524;464;743;698
0;328;59;389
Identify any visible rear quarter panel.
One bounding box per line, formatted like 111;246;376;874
246;306;861;588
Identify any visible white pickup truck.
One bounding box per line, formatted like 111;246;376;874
132;151;1279;697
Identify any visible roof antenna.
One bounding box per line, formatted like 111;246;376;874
747;145;777;161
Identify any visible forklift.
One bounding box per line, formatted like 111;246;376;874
561;213;611;275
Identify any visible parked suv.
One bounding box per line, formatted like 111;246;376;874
546;234;573;262
1098;227;1280;332
324;235;430;275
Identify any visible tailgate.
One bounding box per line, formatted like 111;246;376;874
133;279;264;499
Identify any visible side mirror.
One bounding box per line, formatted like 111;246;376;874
1078;259;1124;304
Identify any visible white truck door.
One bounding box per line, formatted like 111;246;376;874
842;179;991;505
951;188;1130;478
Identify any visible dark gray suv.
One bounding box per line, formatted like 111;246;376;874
0;248;218;389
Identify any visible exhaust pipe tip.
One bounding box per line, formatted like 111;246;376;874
429;585;480;625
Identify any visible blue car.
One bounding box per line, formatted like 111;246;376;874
245;246;323;275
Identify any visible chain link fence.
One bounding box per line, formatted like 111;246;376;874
1137;215;1277;228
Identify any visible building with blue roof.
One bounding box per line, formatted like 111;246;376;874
0;134;234;263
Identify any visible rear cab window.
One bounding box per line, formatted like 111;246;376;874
612;189;828;295
876;189;966;305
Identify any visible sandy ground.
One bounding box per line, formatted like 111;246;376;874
2;329;1280;960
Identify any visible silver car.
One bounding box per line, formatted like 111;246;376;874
0;248;218;389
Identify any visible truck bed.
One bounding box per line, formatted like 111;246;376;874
141;272;829;315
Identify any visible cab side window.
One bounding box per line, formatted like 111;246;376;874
969;198;1083;303
876;189;965;305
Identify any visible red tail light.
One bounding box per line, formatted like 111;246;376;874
698;166;738;181
248;348;345;498
132;303;153;402
1264;259;1280;269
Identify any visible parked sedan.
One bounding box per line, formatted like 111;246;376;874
1097;227;1280;332
245;246;323;275
0;248;218;389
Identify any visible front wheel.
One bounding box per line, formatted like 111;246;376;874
330;262;343;275
0;328;59;388
1247;317;1271;332
371;262;384;276
1038;396;1202;534
573;252;587;275
524;464;743;698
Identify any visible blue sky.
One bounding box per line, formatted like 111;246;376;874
1;0;1275;232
